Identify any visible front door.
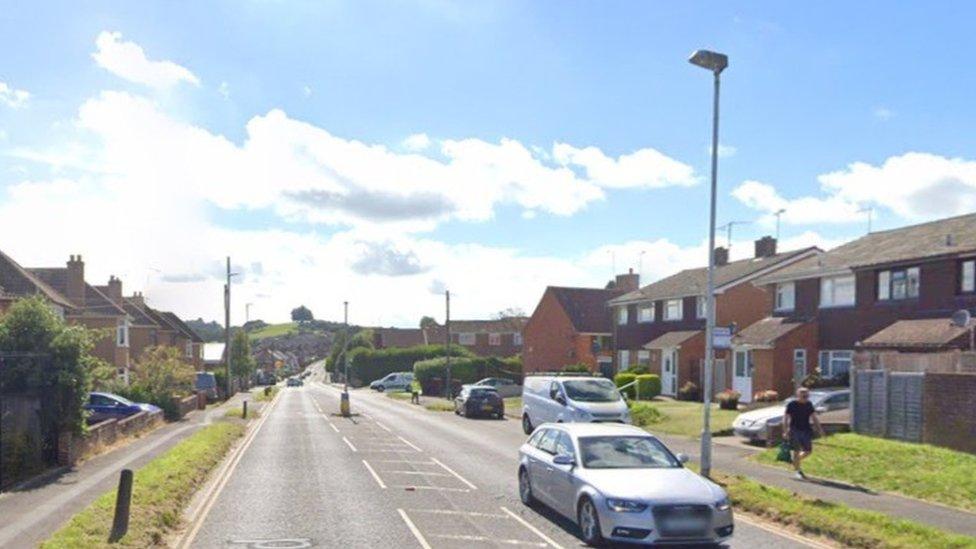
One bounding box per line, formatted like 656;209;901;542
733;349;753;403
793;349;807;388
661;348;678;395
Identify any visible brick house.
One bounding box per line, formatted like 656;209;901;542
0;249;77;317
426;317;527;357
523;271;638;376
748;213;976;401
609;238;819;398
372;327;433;349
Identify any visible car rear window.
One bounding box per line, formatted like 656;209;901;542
470;387;497;396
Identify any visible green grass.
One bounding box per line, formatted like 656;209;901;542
224;407;259;419
717;471;976;548
423;399;455;412
247;322;298;341
632;399;738;438
253;386;279;402
628;402;667;426
503;397;521;415
385;391;411;401
42;422;246;548
754;433;976;512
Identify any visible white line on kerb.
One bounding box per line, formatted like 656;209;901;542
500;506;565;549
342;436;358;452
430;457;477;490
397;436;423;452
397;509;432;549
362;460;387;489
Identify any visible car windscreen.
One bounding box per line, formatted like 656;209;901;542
469;388;497;397
579;436;681;469
562;379;620;402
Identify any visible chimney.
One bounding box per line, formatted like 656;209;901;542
713;247;729;266
614;268;640;292
754;236;778;258
129;291;145;307
106;276;123;304
66;255;86;307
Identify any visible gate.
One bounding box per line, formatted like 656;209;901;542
886;372;924;442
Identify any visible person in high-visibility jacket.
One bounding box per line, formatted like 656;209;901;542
410;378;422;405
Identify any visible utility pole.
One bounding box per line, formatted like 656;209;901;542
245;302;254;323
224;257;232;398
774;209;786;241
445;290;451;400
717;220;750;250
343;301;349;390
859;206;873;233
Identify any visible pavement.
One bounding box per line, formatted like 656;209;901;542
183;383;830;548
0;392;248;549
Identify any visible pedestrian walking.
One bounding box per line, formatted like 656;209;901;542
410;378;422;405
782;386;825;480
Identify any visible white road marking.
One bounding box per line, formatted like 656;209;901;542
375;421;392;432
430;534;547;547
397;509;432;549
361;460;387;489
736;513;831;548
342;436;358;452
500;506;565;549
385;470;451;477
397;436;423;452
406;509;508;519
328;423;339;433
372;459;438;464
430;457;478;490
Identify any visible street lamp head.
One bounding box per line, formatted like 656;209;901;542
689;49;728;73
775;208;786;215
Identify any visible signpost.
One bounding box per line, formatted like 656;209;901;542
712;326;732;350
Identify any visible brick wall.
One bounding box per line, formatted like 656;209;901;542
923;373;976;454
524;290;577;372
769;321;819;398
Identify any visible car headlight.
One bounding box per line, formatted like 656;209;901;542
606;498;648;513
714;496;731;512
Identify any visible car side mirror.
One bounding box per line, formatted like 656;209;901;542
553;454;575;466
676;453;690;464
555;395;566;406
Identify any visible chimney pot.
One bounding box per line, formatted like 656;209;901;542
714;247;729;266
754;236;778;258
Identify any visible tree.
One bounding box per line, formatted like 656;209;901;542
131;346;195;398
326;328;373;373
492;307;525;319
230;329;256;385
419;316;437;329
291;305;314;323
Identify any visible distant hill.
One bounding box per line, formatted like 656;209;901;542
185;318;225;342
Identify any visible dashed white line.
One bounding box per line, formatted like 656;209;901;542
430;534;547;547
397;509;432;549
430;457;478;490
372;459;438;465
342;436;358;452
397;436;423;452
500;506;565;549
361;460;387;489
328;423;339;433
375;421;392;432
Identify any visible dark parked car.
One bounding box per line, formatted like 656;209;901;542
454;385;504;419
287;377;304;387
84;392;161;424
195;371;218;401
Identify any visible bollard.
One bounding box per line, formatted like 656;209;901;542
108;469;133;542
340;391;351;417
243;400;248;419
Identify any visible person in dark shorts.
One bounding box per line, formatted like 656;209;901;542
783;387;825;479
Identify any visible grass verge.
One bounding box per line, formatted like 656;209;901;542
254;386;280;402
717;471;976;548
224;407;259;419
503;397;521;415
385;391;411;401
629;399;738;437
42;421;246;548
423;399;455;412
754;432;976;512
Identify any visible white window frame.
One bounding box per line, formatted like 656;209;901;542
618;350;630;369
663;299;683;321
637;350;650;366
878;267;920;301
820;275;856;308
696;296;706;319
818;350;853;378
775;282;795;311
617;306;629;325
116;319;130;348
513;332;523;346
877;270;890;301
793;349;807;369
637;304;655;323
961;260;975;293
458;333;476;345
488;333;502;346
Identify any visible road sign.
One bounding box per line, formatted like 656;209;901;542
712;326;732;349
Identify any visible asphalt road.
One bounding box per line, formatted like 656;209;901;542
187;384;824;548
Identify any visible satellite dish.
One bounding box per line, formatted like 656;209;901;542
951;309;971;328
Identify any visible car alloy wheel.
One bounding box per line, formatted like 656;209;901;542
522;414;533;434
519;468;534;505
578;497;603;546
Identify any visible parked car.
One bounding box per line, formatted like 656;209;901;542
286;377;304;387
454;385;505;419
195;371;218;401
473;377;521;398
518;423;733;546
84;392;161;424
732;388;850;443
521;375;630;434
369;372;413;392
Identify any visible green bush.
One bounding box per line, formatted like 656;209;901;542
348;344;474;386
629;402;666;427
677;381;700;401
561;363;591;373
625;364;650;375
413;355;522;389
614;372;638;399
635;374;661;400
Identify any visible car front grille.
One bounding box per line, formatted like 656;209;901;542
652;504;712;539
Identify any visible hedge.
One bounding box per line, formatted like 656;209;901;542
635;374;661;400
347;344;473;387
413;356;522;390
614;372;638;399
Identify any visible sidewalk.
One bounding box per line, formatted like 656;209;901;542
0;392;248;549
656;432;976;538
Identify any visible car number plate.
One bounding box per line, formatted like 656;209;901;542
482;404;493;410
661;517;707;535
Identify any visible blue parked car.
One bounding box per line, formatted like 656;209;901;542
85;392;161;424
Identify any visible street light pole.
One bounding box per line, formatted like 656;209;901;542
224;257;232;399
445;290;451;400
689;48;728;479
343;301;349;391
774;209;786;241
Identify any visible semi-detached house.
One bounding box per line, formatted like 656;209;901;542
609;237;819;398
744;213;976;401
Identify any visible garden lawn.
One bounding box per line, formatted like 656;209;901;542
423;399;455;412
754;433;976;512
247;322;298;341
42;422;246;548
504;397;521;415
636;399;738;438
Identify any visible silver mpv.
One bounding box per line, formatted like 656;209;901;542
518;423;733;546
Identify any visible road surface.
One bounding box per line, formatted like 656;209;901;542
186;384;826;548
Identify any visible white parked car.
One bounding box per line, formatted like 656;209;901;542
518;423;734;546
732;388;850;442
369;372;414;392
521;375;630;435
472;377;521;398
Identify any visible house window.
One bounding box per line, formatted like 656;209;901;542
794;349;806;369
878;267;920;300
458;333;476;345
664;299;683;321
617;307;629;325
638;304;655;323
513;332;523;346
637;350;650;366
618;350;630;369
116;319;129;348
775;282;795;311
696;296;707;319
818;350;853;378
488;333;502;346
185;341;193;358
962;260;975;293
820;275;856;308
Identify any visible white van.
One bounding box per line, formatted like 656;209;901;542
520;375;630;434
369;372;414;392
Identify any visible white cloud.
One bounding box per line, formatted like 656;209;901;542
92;31;200;90
553;142;698;189
218;81;230;99
302;85;313;98
0;81;30;108
873;106;894;121
402;133;431;151
709;143;737;158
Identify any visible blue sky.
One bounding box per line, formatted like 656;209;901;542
2;2;975;325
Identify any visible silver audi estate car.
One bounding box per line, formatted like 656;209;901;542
518;423;733;546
